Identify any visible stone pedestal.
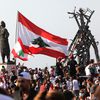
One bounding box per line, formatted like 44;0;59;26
0;63;16;76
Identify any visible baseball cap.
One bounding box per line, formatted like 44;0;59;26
0;94;14;100
18;71;31;80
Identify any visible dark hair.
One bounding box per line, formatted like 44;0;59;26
90;59;94;64
88;77;93;83
1;21;6;28
45;91;65;100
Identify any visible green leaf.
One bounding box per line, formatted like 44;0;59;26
18;50;24;57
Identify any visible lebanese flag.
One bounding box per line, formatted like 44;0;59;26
12;12;68;60
12;38;29;61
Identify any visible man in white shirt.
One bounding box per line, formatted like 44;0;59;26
85;59;96;76
72;76;79;97
85;64;91;76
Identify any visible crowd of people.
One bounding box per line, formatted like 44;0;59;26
0;56;99;100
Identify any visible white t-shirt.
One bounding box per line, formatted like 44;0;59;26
0;82;5;88
72;79;79;90
50;77;55;85
85;65;91;76
66;80;71;90
33;74;38;80
96;65;100;73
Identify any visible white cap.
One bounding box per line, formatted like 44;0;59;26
18;71;31;80
0;94;14;100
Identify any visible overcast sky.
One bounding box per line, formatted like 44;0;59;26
0;0;100;68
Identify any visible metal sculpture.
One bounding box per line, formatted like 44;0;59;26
66;8;100;67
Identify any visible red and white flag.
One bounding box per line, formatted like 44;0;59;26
12;12;68;60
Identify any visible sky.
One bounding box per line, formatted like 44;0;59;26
0;0;100;68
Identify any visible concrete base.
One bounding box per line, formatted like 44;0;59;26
0;63;16;76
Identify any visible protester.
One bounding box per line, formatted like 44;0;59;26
0;58;99;100
72;76;79;99
67;55;77;77
13;71;37;100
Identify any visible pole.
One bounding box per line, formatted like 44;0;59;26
13;11;19;65
15;11;19;43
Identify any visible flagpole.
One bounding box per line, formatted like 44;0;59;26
13;11;19;65
15;11;18;43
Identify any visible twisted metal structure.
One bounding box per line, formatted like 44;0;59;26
66;8;100;67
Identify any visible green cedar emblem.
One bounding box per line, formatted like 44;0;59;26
18;50;24;57
31;37;50;47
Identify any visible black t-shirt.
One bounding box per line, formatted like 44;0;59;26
11;75;17;83
67;59;77;76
